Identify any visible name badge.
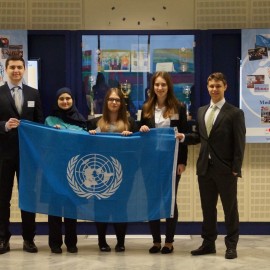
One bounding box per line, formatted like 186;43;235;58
28;101;35;107
171;113;179;120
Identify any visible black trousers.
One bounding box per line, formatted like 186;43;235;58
95;222;127;246
48;215;77;248
198;164;239;249
149;175;180;244
0;158;36;242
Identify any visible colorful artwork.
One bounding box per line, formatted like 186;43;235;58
100;50;130;72
82;50;91;72
153;48;194;73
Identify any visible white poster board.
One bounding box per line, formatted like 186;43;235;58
27;59;39;89
241;29;270;143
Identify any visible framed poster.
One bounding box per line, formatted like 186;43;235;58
0;30;27;85
241;29;270;143
131;44;150;72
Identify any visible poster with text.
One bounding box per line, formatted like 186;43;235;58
0;30;28;86
241;29;270;143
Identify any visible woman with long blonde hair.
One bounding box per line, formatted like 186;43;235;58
91;88;132;134
89;87;137;252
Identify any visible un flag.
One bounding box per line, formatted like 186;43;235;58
18;120;178;222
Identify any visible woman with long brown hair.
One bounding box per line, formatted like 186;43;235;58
140;71;188;254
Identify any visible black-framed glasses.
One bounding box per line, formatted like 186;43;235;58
108;98;121;103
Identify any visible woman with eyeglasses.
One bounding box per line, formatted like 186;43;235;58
45;87;87;254
88;87;137;252
140;71;188;254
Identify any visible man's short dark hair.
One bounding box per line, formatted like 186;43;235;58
5;55;25;69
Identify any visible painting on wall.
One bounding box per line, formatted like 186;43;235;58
153;48;194;73
99;50;130;72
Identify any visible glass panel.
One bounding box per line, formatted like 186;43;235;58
99;35;148;119
150;35;195;118
82;35;98;116
82;34;195;120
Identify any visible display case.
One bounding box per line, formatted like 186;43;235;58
81;34;195;120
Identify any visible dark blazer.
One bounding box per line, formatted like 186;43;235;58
88;116;138;133
0;83;43;158
140;103;188;166
184;102;246;177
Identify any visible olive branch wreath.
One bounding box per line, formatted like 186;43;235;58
67;155;122;199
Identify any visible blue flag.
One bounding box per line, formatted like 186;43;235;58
18;120;178;222
256;34;270;49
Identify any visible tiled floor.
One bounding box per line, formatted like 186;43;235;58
1;235;270;270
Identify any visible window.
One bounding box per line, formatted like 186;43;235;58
82;34;195;119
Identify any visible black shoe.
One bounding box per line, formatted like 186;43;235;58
149;245;161;253
225;248;237;259
23;240;38;253
115;244;125;252
99;243;111;252
0;240;10;254
67;246;78;253
161;246;174;254
191;244;216;256
51;246;62;254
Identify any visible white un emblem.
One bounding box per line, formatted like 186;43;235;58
67;154;122;199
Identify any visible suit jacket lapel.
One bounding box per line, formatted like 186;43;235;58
199;105;209;137
211;102;229;133
21;84;32;114
3;84;19;114
21;85;27;113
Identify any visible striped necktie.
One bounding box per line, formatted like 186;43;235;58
12;86;22;115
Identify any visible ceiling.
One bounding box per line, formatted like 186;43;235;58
83;0;195;30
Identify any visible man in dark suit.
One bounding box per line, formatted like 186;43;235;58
0;55;43;254
177;72;246;259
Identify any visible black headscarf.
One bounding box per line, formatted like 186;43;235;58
52;87;86;129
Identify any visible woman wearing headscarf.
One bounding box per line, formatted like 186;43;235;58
45;87;87;131
45;87;87;254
